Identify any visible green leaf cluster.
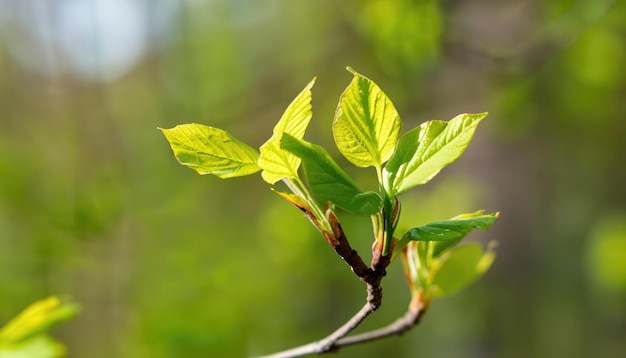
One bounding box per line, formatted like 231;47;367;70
399;211;499;300
160;67;499;301
0;296;79;358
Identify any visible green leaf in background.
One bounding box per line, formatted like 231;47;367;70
394;211;499;258
281;134;382;215
384;112;487;195
160;124;260;178
259;78;316;184
432;243;496;297
0;296;79;357
333;67;402;168
0;336;66;358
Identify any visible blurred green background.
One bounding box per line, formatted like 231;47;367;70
1;0;625;357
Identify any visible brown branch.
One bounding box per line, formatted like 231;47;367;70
256;210;413;358
326;210;372;280
333;294;427;349
257;283;382;358
314;284;382;351
255;293;427;358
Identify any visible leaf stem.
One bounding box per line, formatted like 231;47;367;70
282;177;306;199
284;177;331;233
256;209;395;357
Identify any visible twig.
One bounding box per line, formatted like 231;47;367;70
314;284;382;351
333;294;427;349
256;209;415;358
256;284;383;358
325;210;372;280
256;293;427;358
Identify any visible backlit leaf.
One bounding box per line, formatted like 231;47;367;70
0;335;66;357
432;243;496;297
259;78;315;184
394;211;499;258
0;296;79;345
333;67;402;168
384;113;487;195
281;134;382;215
160;124;260;178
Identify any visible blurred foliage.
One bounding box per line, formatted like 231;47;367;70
0;296;78;358
0;0;625;357
585;214;626;294
355;0;442;77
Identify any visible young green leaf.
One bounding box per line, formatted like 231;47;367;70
281;134;382;215
160;124;260;178
384;112;487;195
0;335;67;357
333;67;402;168
259;78;315;184
431;243;496;297
394;211;499;258
0;296;79;345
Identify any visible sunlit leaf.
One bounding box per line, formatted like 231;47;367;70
281;134;382;215
432;243;496;297
0;296;79;345
333;67;402;168
384;113;487;195
160;124;260;178
259;78;316;184
394;211;499;258
0;335;66;357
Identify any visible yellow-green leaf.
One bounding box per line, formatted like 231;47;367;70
432;243;496;297
259;78;315;184
384;113;487;195
160;124;260;178
0;335;66;357
394;211;499;258
0;296;78;346
333;67;402;168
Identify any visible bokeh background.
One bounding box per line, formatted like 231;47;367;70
1;0;625;357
